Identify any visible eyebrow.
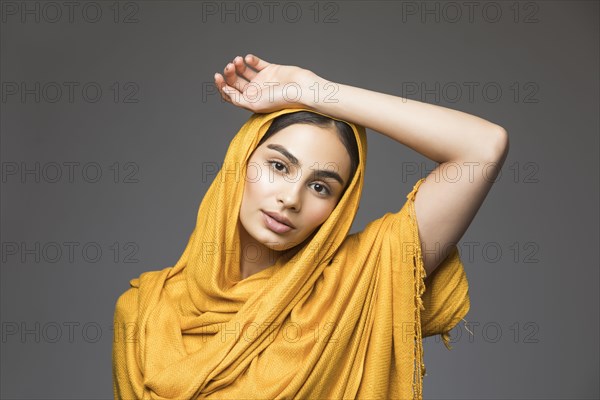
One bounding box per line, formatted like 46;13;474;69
266;143;345;186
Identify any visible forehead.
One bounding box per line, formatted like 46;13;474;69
260;123;349;165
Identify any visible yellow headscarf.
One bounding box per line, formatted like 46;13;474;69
113;108;470;399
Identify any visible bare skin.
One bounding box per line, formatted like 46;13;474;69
237;123;351;279
215;54;509;277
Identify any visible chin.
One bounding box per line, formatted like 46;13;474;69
246;221;289;249
260;230;306;252
262;232;298;250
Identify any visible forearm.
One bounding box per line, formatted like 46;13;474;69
299;71;506;163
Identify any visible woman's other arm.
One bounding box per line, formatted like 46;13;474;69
298;71;509;276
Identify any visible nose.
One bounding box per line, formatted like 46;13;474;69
277;181;301;211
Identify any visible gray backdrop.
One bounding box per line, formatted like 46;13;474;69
1;0;598;398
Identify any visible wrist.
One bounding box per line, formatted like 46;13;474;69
297;70;330;109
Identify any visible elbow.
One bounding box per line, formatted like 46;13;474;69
483;125;509;163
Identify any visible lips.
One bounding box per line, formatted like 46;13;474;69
263;210;295;229
262;210;295;234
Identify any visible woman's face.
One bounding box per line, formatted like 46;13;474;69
239;123;352;252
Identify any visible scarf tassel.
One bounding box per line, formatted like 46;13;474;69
408;177;473;371
406;178;427;399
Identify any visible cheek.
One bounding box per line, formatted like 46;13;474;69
250;170;275;198
303;201;336;229
243;164;273;205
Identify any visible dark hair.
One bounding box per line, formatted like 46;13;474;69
256;111;359;190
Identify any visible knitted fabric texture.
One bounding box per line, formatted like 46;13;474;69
112;108;471;399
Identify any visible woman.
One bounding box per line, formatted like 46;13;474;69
113;54;509;399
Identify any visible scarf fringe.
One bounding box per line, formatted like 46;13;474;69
442;317;473;350
408;178;472;376
406;178;427;399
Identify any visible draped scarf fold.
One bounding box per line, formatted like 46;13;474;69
112;108;470;399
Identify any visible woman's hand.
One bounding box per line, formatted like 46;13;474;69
214;54;316;113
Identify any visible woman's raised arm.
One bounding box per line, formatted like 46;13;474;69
215;54;509;276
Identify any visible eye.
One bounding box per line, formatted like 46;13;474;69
268;160;288;173
310;182;331;197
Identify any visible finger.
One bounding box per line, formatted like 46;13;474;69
219;87;231;104
222;84;249;109
218;86;231;104
233;55;257;81
216;75;245;106
215;73;237;103
214;73;232;103
224;62;250;93
214;72;230;92
215;72;252;111
245;54;270;71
